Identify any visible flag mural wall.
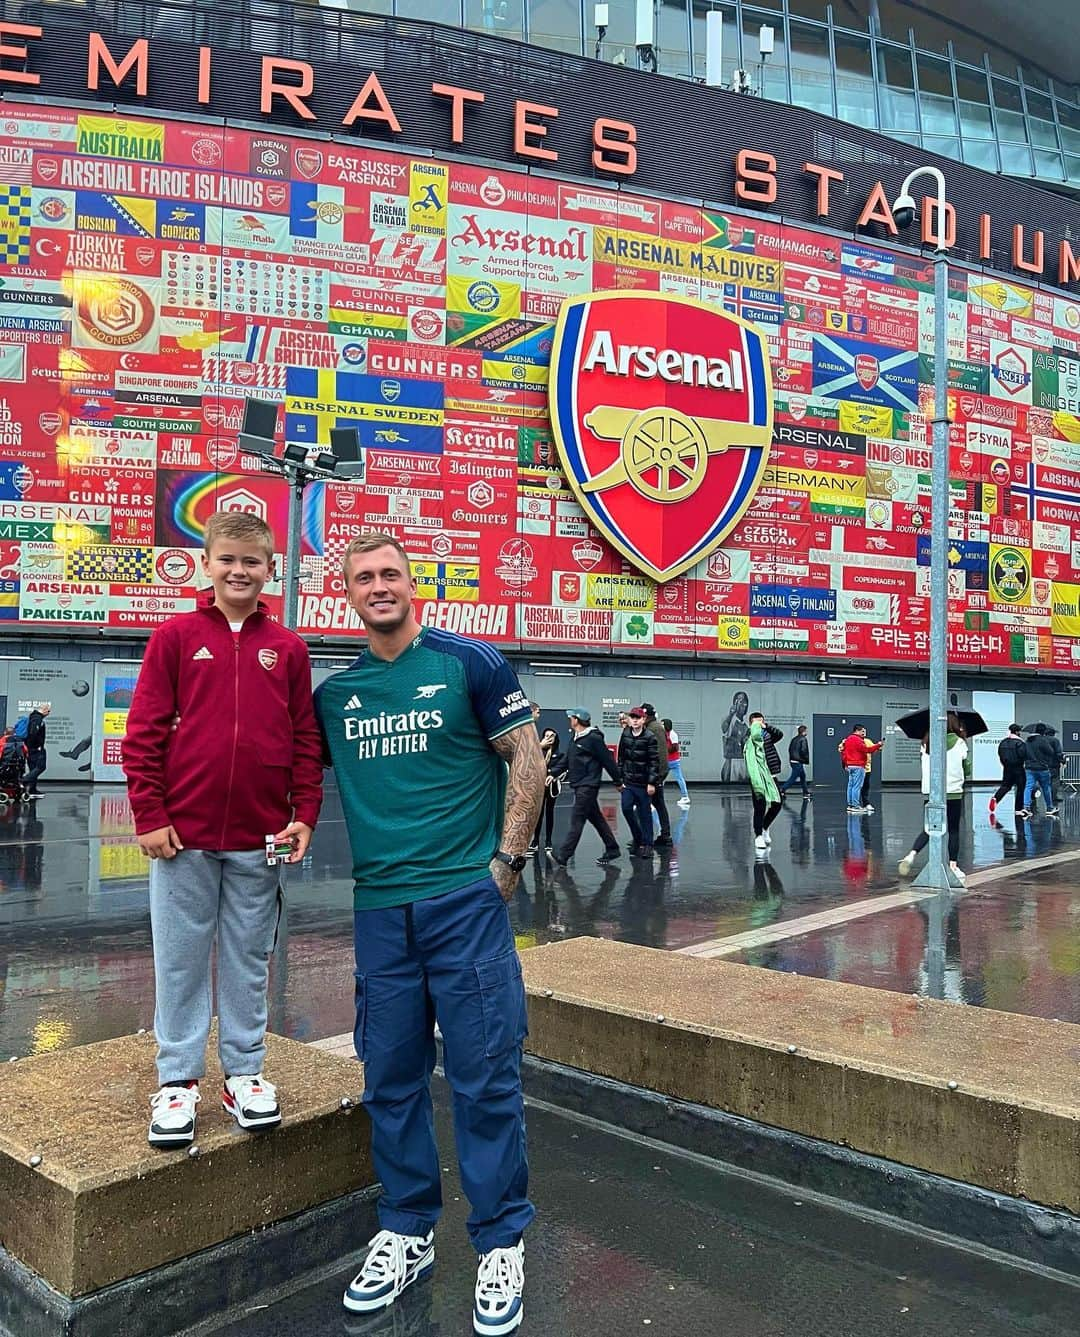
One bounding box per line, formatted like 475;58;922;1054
4;103;1080;668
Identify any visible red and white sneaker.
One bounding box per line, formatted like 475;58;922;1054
222;1073;281;1130
988;797;997;815
148;1084;200;1148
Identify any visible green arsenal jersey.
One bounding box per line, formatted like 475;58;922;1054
314;626;533;909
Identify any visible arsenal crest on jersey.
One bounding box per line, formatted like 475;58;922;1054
549;293;773;583
258;649;278;671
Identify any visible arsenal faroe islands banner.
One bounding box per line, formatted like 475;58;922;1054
2;105;1080;669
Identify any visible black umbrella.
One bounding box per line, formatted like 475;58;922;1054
894;708;988;740
1020;721;1049;735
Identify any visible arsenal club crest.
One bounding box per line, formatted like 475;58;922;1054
549;293;772;583
258;649;278;671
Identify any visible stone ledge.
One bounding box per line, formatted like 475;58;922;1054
0;1032;369;1296
520;937;1080;1213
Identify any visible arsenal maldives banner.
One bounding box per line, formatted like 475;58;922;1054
3;104;1080;669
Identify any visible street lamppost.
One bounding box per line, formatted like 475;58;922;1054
241;401;362;631
891;166;960;891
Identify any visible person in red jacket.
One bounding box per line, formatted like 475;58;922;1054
840;726;883;813
122;511;323;1150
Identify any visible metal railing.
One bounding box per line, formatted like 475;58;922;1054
1062;753;1080;793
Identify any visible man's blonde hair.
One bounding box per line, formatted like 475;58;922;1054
203;510;274;559
341;531;411;580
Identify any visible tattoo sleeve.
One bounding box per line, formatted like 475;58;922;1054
491;723;546;856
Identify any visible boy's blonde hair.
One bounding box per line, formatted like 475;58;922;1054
203;510;274;559
341;531;411;580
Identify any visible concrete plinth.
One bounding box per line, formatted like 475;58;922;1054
0;1031;371;1304
521;937;1080;1214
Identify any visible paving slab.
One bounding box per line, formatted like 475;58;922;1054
0;1031;370;1296
521;936;1080;1213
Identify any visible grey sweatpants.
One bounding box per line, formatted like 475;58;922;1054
149;849;282;1085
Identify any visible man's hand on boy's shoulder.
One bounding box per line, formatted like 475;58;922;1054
138;825;185;859
274;820;313;862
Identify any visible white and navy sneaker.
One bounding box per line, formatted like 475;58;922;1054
222;1073;280;1130
148;1083;200;1148
343;1230;435;1313
474;1241;524;1335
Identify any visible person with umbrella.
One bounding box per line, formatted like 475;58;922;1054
1017;723;1059;818
898;711;972;883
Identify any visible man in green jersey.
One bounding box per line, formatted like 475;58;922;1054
314;532;544;1336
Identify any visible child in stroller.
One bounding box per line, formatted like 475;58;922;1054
0;728;28;805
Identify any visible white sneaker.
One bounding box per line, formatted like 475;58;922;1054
754;835;768;850
474;1241;524;1335
148;1084;200;1148
222;1073;281;1130
863;804;875;813
949;862;967;884
898;853;915;877
343;1229;435;1313
677;797;691;807
763;830;772;845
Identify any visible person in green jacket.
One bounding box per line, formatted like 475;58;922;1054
745;712;781;853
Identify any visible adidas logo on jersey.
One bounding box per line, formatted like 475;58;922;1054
192;646;214;661
344;694;362;711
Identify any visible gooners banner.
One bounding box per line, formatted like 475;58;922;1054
550;294;772;582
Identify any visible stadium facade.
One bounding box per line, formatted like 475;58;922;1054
5;1;1080;780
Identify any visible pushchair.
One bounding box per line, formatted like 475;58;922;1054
0;736;28;806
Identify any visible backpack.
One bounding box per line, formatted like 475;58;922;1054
0;736;24;774
12;716;28;742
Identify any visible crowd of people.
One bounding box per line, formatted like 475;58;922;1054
542;701;688;865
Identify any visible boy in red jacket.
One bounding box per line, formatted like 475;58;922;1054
122;511;323;1148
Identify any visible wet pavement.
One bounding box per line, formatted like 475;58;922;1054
2;782;1080;1060
206;1076;1078;1337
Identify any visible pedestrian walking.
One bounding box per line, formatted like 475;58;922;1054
898;713;971;883
618;707;660;857
661;717;690;806
989;724;1026;816
779;725;811;799
840;726;883;813
1046;726;1064;803
640;703;672;845
551;710;622;866
529;728;566;855
1018;724;1058;817
122;511;323;1150
745;712;781;852
315;532;543;1333
22;704;50;797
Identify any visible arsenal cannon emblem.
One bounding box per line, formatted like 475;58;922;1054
549;293;773;583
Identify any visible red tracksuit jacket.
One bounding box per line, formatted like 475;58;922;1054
122;597;323;850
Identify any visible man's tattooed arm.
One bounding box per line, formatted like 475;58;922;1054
490;723;546;901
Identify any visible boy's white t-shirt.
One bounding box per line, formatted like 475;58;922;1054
228;621;243;632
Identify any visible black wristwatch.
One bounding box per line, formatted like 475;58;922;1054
494;850;528;873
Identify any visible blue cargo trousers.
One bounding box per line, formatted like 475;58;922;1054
353;876;534;1253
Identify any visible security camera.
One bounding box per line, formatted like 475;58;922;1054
892;192;917;230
